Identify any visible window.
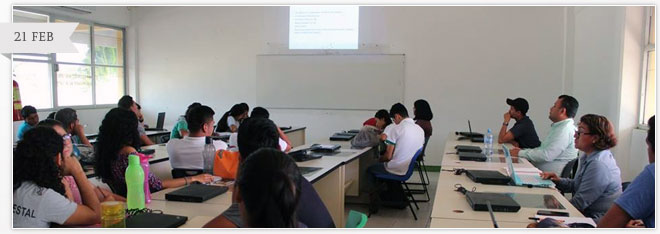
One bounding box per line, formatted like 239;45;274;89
11;9;125;109
641;7;656;125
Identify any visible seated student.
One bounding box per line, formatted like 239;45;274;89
13;127;102;228
367;103;425;211
170;102;201;139
16;105;39;141
236;148;303;228
37;119;125;204
54;108;92;157
598;116;655;228
204;117;335;228
94;108;213;197
364;109;392;130
46;111;56;119
167;105;228;173
511;95;579;175
216;103;249;133
540;114;621;223
498;97;541;148
250;106;292;152
413;99;433;141
117;95;154;146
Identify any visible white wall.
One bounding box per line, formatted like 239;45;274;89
132;6;640;172
133;6;569;167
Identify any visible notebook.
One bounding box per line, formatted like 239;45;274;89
465;191;521;212
455;145;483;153
329;134;354;141
465;170;512;185
502;145;554;188
310;144;341;152
165;184;228;203
125;213;188;228
145;112;166;131
458;151;487;162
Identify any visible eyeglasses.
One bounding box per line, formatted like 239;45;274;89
575;130;593;136
62;133;72;141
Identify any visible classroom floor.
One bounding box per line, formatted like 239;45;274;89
344;171;440;228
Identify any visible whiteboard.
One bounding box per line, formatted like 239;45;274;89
256;54;405;110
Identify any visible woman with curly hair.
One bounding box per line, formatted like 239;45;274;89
94;108;212;197
540;114;622;222
13;127;101;227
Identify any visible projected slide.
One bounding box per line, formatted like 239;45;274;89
289;6;359;49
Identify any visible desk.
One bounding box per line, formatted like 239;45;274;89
429;131;584;228
290;140;375;228
283;127;306;148
88;130;171;145
430;218;530;228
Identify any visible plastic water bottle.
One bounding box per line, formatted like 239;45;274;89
138;153;151;204
484;128;494;156
203;137;216;174
125;154;145;210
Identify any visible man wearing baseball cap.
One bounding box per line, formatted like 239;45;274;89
498;97;541;149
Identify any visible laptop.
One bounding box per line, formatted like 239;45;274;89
145;112;166;131
330;133;354;141
165;184;228;203
455;145;483;153
125;213;188;228
465;170;512;185
289;149;323;162
465;191;521;212
502;145;554;188
456;120;484;139
458;151;487;162
310;144;341;152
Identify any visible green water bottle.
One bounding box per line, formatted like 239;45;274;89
125;154;145;210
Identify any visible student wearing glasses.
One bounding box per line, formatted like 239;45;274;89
540;114;622;222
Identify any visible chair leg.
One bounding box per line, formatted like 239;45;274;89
402;182;418;220
402;182;419;210
421;159;431;186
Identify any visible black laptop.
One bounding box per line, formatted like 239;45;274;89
145;112;166;131
465;170;512;185
165;184;228;203
458;151;487;161
330;133;354;141
455;145;483;153
457;120;484;142
126;213;188;228
310;144;341;152
289;149;323;162
465;191;521;212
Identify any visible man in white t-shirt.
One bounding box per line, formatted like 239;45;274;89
366;103;425;213
167;105;227;172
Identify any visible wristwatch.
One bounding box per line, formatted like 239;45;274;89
503;122;509;126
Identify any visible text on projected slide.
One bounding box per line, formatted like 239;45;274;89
289;6;359;50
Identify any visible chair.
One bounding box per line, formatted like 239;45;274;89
371;148;424;220
407;137;431;202
345;210;368;228
171;169;203;179
561;158;578;179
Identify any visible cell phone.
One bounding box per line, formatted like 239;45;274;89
536;210;570;217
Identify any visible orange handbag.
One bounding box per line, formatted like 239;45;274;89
213;150;240;179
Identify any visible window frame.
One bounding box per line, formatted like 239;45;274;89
639;6;655;127
11;7;127;111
